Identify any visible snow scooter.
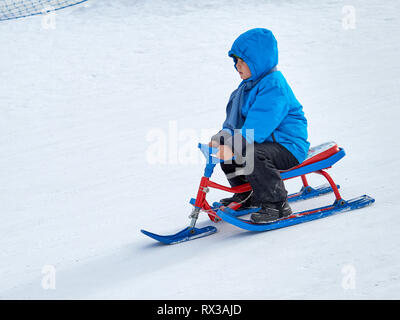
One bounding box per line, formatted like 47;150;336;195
141;141;375;244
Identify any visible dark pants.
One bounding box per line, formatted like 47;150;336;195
221;142;299;204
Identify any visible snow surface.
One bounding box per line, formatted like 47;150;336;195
1;0;399;299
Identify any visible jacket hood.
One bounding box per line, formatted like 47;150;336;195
228;28;278;82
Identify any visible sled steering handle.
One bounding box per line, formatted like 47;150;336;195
198;143;218;159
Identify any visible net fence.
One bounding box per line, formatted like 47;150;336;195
0;0;88;21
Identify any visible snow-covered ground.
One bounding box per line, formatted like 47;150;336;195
1;0;399;299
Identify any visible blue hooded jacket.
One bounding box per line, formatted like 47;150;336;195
217;28;310;164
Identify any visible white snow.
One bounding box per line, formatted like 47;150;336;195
0;0;399;299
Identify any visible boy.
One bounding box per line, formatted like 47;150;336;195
209;28;310;223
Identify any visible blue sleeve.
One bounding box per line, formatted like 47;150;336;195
240;84;289;144
221;127;234;135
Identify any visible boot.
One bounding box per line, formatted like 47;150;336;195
219;191;254;210
250;199;292;223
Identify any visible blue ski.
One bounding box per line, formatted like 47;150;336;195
215;195;375;232
141;226;217;245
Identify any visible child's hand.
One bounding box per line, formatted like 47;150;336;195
215;145;234;160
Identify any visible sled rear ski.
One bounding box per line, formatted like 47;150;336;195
141;141;375;244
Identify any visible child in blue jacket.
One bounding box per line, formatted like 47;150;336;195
209;28;310;223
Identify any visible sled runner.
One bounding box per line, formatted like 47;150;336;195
141;142;375;244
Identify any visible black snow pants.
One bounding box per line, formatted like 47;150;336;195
220;142;299;204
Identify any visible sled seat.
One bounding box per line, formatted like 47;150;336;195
280;141;345;180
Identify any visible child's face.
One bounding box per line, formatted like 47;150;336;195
235;57;252;80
